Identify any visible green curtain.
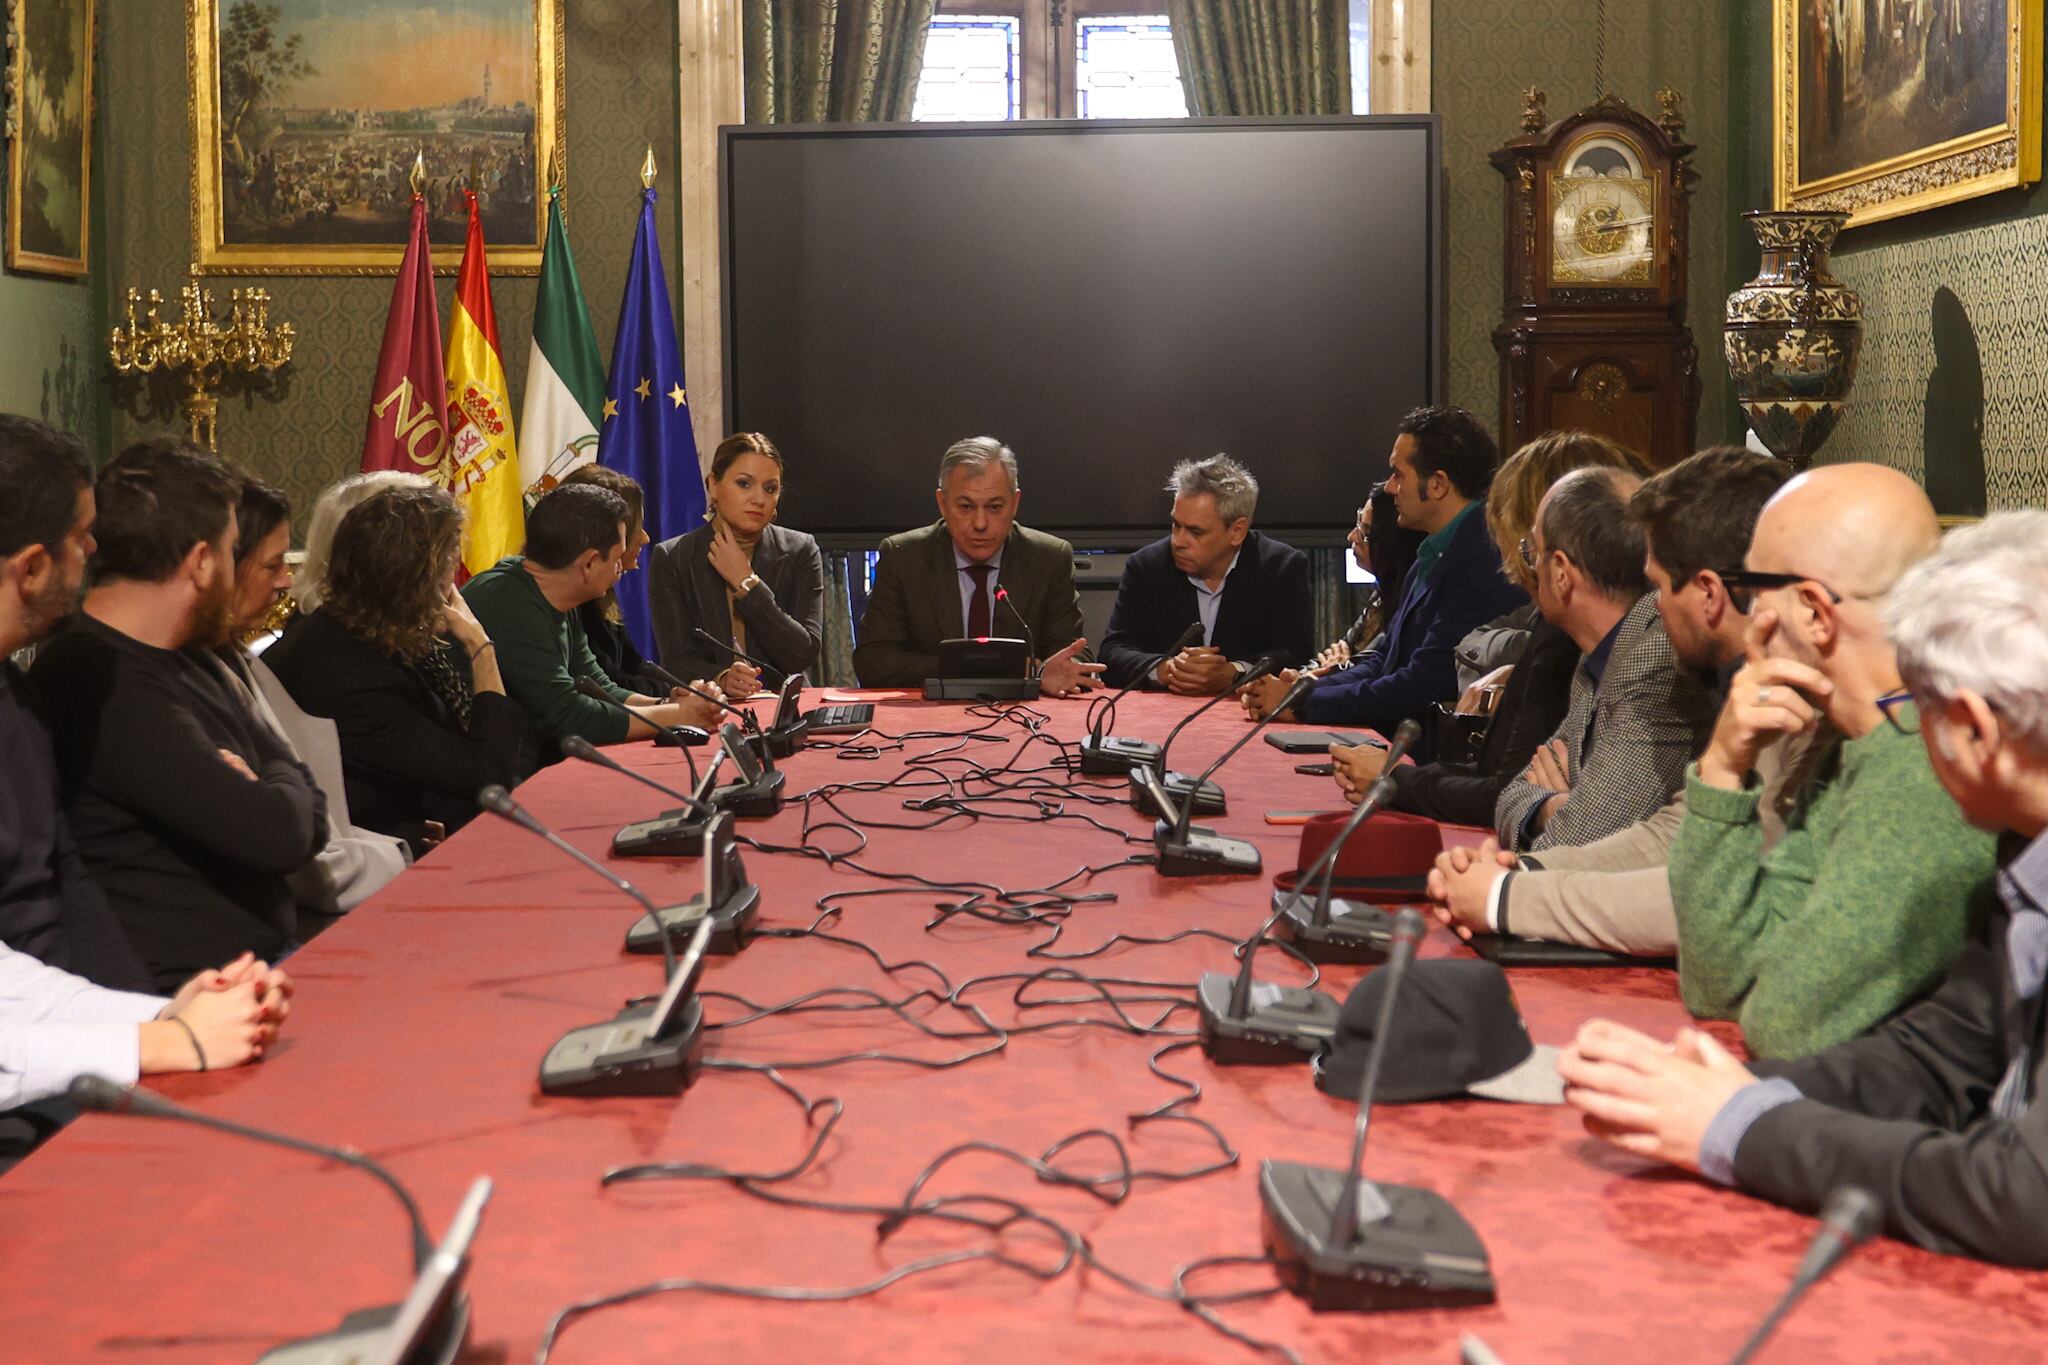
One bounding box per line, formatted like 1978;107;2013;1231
743;0;936;124
1164;0;1351;117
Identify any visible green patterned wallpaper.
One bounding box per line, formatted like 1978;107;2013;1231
1435;0;1739;446
96;0;684;529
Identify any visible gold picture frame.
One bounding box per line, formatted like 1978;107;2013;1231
1776;0;2043;228
187;0;562;275
6;0;96;278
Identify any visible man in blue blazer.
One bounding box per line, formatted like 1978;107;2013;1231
1097;455;1313;693
1241;406;1527;751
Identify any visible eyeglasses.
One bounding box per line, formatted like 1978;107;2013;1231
1715;569;1846;616
1518;536;1538;570
1874;687;1920;735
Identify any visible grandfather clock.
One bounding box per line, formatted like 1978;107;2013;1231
1490;89;1699;468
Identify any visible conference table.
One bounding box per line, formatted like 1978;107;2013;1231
4;692;2042;1363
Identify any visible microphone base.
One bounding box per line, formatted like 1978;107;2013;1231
256;1294;469;1365
1078;733;1161;775
761;720;809;761
710;770;787;818
1259;1160;1495;1312
923;676;1042;701
1153;820;1262;877
1195;971;1339;1064
1273;892;1395;964
611;809;711;859
1126;768;1226;816
539;998;706;1098
624;887;760;957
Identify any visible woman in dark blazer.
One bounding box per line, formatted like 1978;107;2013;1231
266;484;526;854
647;432;825;697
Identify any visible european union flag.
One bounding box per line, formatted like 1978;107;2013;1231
597;184;702;658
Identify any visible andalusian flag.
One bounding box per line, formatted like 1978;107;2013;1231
518;186;605;499
446;189;524;577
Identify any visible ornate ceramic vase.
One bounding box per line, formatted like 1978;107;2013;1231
1723;210;1863;470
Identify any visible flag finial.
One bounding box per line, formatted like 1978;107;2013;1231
641;145;656;189
468;152;481;191
409;150;426;197
547;145;562;194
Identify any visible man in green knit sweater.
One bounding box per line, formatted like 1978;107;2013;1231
1670;463;1995;1058
464;485;723;778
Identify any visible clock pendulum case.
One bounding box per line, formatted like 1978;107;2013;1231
1490;88;1700;468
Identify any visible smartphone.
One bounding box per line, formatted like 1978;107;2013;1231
1264;810;1328;825
1294;761;1336;776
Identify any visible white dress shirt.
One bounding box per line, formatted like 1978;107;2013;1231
0;943;164;1110
954;545;1005;637
1186;551;1242;646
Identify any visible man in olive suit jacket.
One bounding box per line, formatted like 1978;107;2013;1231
854;437;1102;696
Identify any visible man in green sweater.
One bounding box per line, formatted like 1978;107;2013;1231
1670;463;1995;1058
464;484;723;777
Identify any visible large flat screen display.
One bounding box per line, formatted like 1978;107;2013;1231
721;117;1441;545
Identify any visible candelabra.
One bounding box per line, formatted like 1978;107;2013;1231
108;268;296;449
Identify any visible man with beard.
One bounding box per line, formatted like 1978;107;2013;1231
31;439;327;991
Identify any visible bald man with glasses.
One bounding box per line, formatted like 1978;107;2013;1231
1663;463;1995;1059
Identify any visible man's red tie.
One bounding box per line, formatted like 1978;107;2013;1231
966;563;994;638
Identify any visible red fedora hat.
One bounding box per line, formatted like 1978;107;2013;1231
1272;809;1442;896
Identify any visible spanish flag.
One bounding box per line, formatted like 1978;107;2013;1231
446;189;523;577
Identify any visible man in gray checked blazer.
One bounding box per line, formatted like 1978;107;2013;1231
1494;467;1718;854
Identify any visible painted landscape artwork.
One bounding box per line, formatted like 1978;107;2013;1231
194;0;559;272
8;0;95;276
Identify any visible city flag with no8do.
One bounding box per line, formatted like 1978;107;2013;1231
361;169;449;482
596;165;703;656
446;188;524;578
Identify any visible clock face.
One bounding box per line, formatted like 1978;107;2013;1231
1548;133;1657;288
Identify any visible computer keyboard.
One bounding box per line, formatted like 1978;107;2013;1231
804;703;875;732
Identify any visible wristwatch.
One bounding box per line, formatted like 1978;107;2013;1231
1230;659;1251;684
735;573;763;599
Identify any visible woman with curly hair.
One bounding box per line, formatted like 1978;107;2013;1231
266;483;527;853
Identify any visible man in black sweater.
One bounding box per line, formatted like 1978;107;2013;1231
1559;512;2048;1265
0;417;154;993
1098;454;1312;692
31;439;327;991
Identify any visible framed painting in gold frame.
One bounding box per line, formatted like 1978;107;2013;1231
188;0;562;275
6;0;96;278
1776;0;2042;227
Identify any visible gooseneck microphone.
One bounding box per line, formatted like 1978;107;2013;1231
69;1074;433;1273
1147;670;1317;877
66;1075;488;1362
477;783;681;982
992;587;1038;671
1175;670;1317;844
1078;620;1203;775
1192;783;1370;1064
1326;906;1425;1250
691;626;786;686
573;675;708;761
561;735;715;817
477;786;721;1097
1728;1186;1882;1365
1130;658;1278;816
1259;907;1497;1313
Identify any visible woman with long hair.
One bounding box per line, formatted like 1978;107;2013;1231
646;432;825;698
215;477;410;920
265;484;526;853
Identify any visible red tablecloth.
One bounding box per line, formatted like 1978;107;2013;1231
3;693;2042;1362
